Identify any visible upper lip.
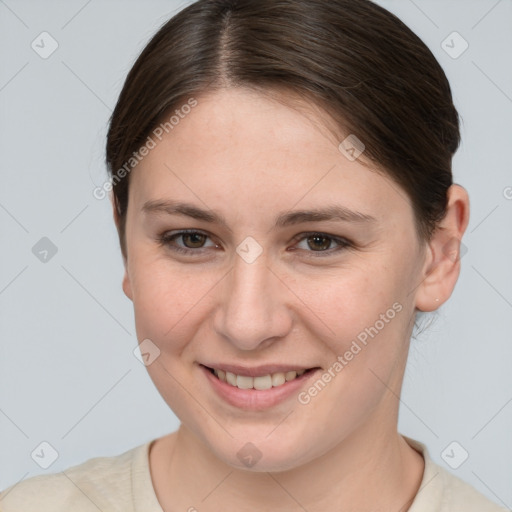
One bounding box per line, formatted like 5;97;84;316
200;363;320;378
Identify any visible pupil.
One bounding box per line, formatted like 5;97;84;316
308;235;330;251
184;233;205;248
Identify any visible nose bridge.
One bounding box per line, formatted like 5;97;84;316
214;249;292;350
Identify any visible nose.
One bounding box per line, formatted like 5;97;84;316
212;251;294;351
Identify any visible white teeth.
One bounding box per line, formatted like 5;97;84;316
253;375;272;390
236;375;253;389
285;371;297;381
271;372;286;387
212;368;309;389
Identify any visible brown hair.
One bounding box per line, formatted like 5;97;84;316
106;0;460;261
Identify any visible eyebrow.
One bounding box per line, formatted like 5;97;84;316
142;199;377;230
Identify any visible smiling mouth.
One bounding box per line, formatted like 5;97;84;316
203;365;320;390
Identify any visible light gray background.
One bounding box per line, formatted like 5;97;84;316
0;0;511;507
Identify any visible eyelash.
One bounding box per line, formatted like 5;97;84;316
157;229;353;258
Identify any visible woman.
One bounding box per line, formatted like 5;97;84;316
0;0;507;510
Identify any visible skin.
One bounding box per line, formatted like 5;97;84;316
113;87;469;511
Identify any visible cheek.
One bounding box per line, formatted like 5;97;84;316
129;257;218;348
290;261;408;352
128;261;215;415
291;267;410;438
287;264;414;423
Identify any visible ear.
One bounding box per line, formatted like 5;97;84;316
111;193;133;301
415;184;470;312
122;268;133;301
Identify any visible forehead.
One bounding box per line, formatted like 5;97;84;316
129;88;412;226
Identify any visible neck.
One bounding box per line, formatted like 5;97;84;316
150;416;424;511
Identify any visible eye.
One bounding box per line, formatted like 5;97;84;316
158;230;218;254
157;230;352;258
292;232;352;256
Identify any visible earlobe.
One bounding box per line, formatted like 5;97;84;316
122;269;133;301
415;184;470;312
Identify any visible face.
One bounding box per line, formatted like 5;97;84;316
121;88;427;471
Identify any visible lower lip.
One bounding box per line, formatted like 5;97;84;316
200;365;321;411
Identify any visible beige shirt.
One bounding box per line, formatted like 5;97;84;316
0;436;508;511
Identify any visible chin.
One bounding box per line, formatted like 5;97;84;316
204;428;319;473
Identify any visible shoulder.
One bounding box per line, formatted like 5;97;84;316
437;465;509;512
0;442;150;512
404;436;509;512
